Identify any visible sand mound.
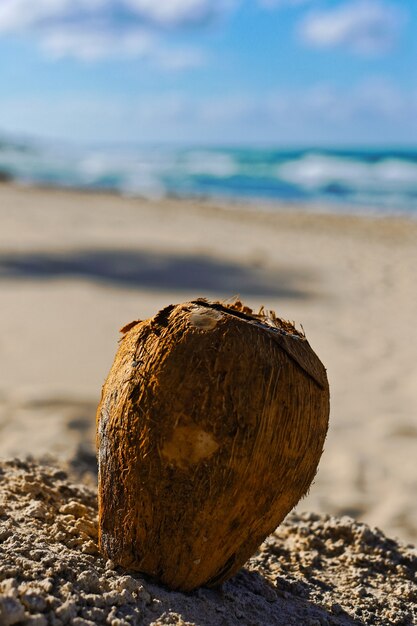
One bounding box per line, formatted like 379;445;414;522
0;459;415;626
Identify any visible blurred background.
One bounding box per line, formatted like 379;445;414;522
0;0;416;212
0;0;416;545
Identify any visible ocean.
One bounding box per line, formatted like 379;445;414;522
1;138;417;216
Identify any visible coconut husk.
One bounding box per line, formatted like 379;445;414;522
96;299;330;591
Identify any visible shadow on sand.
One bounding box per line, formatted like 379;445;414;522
0;248;315;299
140;568;367;626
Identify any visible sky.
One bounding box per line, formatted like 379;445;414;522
0;0;416;146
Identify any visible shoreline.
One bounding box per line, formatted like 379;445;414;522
0;182;416;544
2;179;417;227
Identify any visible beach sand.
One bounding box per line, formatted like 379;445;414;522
1;459;415;626
0;183;416;545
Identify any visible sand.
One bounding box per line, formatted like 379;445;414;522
1;459;416;626
0;182;416;550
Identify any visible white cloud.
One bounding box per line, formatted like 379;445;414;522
41;27;155;62
347;78;407;118
39;25;206;67
0;0;231;66
122;0;234;28
0;0;234;33
299;1;405;55
1;78;414;145
0;0;105;33
258;0;312;9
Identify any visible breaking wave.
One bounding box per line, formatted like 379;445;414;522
1;138;416;215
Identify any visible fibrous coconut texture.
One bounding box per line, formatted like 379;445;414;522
96;299;330;591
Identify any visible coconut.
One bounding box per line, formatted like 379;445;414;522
96;298;329;591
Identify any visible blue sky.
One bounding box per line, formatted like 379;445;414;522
0;0;416;145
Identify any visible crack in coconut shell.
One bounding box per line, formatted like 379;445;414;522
189;299;327;390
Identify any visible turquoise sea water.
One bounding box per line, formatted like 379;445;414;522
1;138;417;216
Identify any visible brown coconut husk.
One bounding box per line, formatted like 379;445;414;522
96;299;329;591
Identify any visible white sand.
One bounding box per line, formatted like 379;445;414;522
1;459;415;626
0;183;416;543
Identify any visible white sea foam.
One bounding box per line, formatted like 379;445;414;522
1;139;416;213
276;154;417;194
373;159;417;188
78;150;168;197
276;154;369;188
